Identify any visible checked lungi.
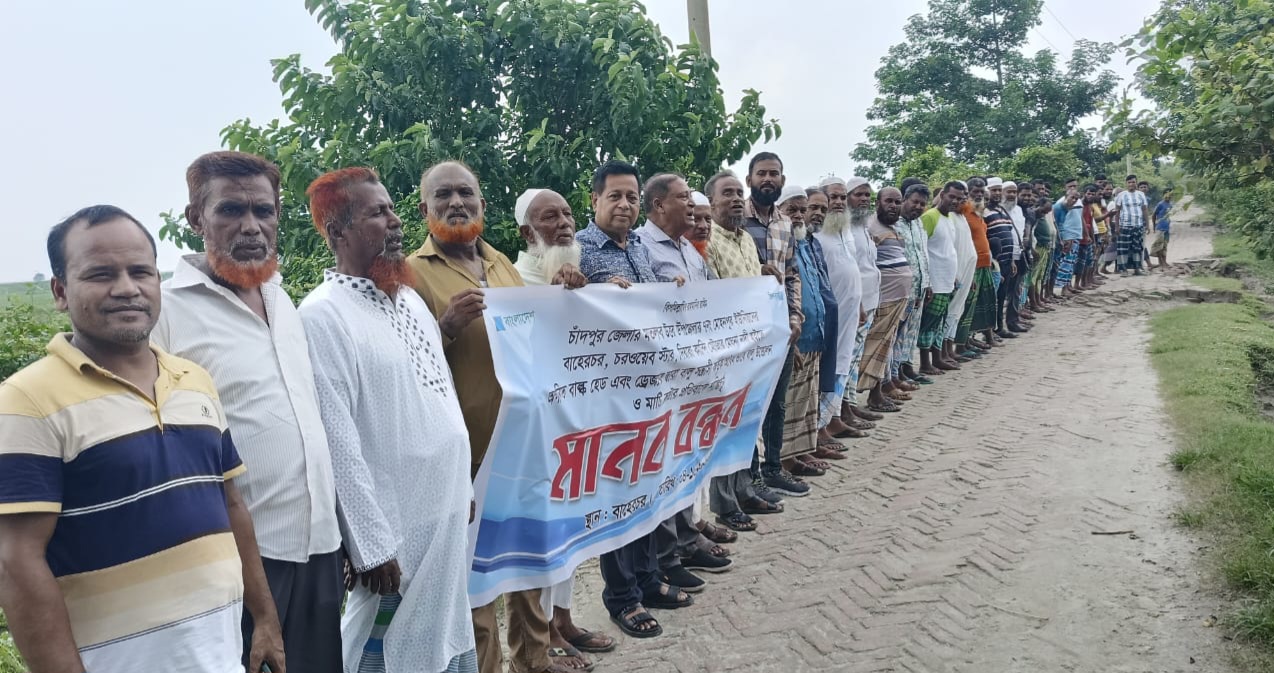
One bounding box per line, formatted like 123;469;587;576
844;309;874;405
1053;244;1078;290
890;300;919;380
1117;226;1146;272
916;292;952;350
781;352;821;460
857;298;908;392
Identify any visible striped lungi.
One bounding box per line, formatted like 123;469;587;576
954;274;980;344
781;352;821;460
890;299;918;379
1031;244;1052;290
857;299;908;392
916;292;953;350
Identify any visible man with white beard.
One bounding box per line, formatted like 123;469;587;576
814;177;874;440
512;189;586;287
1003;181;1033;324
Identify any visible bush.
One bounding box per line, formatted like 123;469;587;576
0;298;68;382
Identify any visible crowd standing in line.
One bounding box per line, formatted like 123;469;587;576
0;147;1172;673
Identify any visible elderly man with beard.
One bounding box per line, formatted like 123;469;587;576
842;178;888;414
1003;181;1035;323
298;167;477;673
739;152;810;498
689;191;713;262
701;170;782;532
955;177;997;355
918;182;967;375
153;151;339;672
860;187;914;412
404;162;567;673
814;177;876;441
889;181;934;388
982;178;1024;338
800;186;849;459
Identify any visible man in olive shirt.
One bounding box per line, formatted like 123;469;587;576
406;161;571;673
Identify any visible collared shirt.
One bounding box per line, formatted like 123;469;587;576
299;271;475;671
1055;198;1084;241
868;218;913;305
408;237;524;473
513;250;549;286
153;256;340;562
1116;189;1150;229
742;200;803;322
920;208;959;293
635;219;710;283
898;216;933;295
575;221;657;284
705;221;762;279
793;237;827;353
0;336;245;671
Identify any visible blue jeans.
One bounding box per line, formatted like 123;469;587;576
753;344;796;478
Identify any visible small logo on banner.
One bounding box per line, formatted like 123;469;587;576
495;311;535;332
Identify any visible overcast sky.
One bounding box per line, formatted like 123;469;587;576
0;0;1155;282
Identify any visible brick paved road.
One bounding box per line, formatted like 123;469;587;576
564;224;1234;672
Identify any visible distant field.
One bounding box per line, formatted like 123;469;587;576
0;281;54;312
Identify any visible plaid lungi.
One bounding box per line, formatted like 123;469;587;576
917;292;952;350
781;352;821;459
858;299;908;392
955;274;980;344
1031;244;1052;290
890;300;918;379
1118;226;1146;271
969;267;997;332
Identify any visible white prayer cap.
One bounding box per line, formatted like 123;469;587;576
777;184;806;207
818;176;846;188
845;176;870;193
514;188;548;227
1002;180;1017;189
986;177;1004;187
691;191;710;207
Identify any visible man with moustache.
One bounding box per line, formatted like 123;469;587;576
955;177;997;354
1052;181;1085;297
404;162;566;673
890;181;934;386
940;179;977;367
152;152;340;672
982;178;1024;338
814;177;874;440
842;179;889;413
0;205;280;673
800;186;850;459
918;182;967;375
299;168;476;673
689;191;713;263
860;187;913;411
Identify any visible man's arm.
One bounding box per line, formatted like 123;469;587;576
0;512;84;673
225;481;286;673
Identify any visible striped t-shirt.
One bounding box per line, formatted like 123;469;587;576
0;334;245;672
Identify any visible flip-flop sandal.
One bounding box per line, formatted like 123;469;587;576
813;444;847;460
790;462;825;477
566;629;617;654
910;375;935;384
887;391;913;401
716;512;757;532
549;646;595;672
742;497;784;515
699;522;738;545
868;401;901;413
833;426;867;439
707;544;731;558
801;457;833;471
645;584;694;609
610;606;662;638
848;417;876;430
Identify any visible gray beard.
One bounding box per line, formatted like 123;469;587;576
1004;198;1018;210
792;224;808;240
850;207;871;227
715;214;745;231
528;236;582;279
823;211;850;235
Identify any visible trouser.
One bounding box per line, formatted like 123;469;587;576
996;261;1021;329
754;344;796;478
710;468;755;516
599;532;661;617
242;550;343;673
656;507;704;570
472;589;550;673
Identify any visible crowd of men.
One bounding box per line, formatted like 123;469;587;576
0;149;1175;673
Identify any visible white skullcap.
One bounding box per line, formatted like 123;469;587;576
845;176;870;193
818;176;846;188
777;184;806;207
691;191;710;207
1002;181;1017;189
986;177;1003;187
514;188;548;227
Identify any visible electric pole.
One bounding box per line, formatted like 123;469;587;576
687;0;712;59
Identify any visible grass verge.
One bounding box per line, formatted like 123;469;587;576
1151;232;1274;664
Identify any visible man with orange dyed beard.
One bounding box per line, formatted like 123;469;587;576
406;161;570;673
689;190;713;263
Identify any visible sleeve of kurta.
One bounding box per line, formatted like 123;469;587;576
302;308;400;572
784;251;804;323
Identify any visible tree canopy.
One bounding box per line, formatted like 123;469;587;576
852;0;1118;182
163;0;780;298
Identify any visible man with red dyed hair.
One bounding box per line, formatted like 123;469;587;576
299;167;478;673
406;161;568;673
154;150;332;672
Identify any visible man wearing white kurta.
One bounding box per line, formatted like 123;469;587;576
847;178;881;410
942;203;976;347
299;167;476;673
813;177;864;433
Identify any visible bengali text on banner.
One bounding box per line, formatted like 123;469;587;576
466;276;789;607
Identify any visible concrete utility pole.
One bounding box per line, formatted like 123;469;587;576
687;0;712;59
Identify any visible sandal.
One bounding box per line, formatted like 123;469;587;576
645;583;694;609
566;629;616;654
707;543;731;558
868;401;901;413
610;605;662;638
716;511;757;532
848;417;876;430
698;521;738;544
799;456;832;471
813;443;847;460
742;496;784;515
833;426;867;439
790;461;825;477
886;390;912;401
549;646;594;672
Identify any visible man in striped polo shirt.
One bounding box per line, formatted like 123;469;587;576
0;205;283;672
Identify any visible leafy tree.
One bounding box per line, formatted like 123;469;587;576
161;0;779;299
895;146;981;189
852;0;1118;181
997;141;1083;186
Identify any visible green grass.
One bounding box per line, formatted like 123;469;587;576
1152;232;1274;667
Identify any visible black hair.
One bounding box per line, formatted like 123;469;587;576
48;205;155;280
899;177;924;193
904;183;931;200
804;186;825;198
1096;174;1108;182
642;173;683;212
591;160;641;196
1138;180;1150;187
941;180;967;194
1126;174;1137;181
1082;183;1100;193
747;152;783;175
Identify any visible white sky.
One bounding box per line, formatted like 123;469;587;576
0;0;1155;282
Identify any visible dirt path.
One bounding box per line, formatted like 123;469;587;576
559;219;1237;672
